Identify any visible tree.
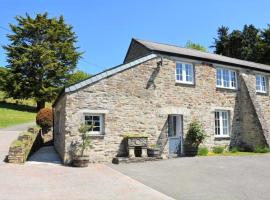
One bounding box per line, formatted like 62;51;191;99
0;67;8;91
185;40;208;52
66;70;90;86
213;26;230;56
212;24;266;64
3;13;82;110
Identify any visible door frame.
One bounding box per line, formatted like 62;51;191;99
168;114;184;155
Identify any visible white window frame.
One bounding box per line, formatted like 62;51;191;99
216;67;237;89
83;113;104;135
256;74;267;93
214;110;230;138
175;62;194;84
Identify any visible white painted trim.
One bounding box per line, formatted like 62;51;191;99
214;110;230;137
175;61;195;84
65;54;157;93
216;67;238;89
256;74;268;93
83;113;105;135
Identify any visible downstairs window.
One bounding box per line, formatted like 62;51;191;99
215;110;230;137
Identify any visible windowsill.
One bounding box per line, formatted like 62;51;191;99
175;80;194;85
216;86;237;90
86;133;105;138
214;135;230;140
256;91;268;95
175;81;195;87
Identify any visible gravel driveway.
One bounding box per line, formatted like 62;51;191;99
0;123;172;200
110;155;270;200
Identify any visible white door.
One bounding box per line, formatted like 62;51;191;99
168;115;183;155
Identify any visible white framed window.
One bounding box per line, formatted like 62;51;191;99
256;74;267;93
216;68;237;89
84;114;104;134
176;62;194;84
215;110;230;137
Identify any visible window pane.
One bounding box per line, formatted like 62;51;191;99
215;112;220;135
216;69;222;86
185;64;193;82
230;71;236;88
223;69;229;87
84;114;103;133
93;116;100;121
256;75;267;92
222;112;228;135
93;126;100;131
176;63;183;81
85;116;92;121
262;76;266;91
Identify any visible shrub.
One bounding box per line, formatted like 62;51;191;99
185;120;207;146
197;147;208;156
230;146;239;153
36;108;53;129
184;121;207;156
254;146;270;153
212;146;225;154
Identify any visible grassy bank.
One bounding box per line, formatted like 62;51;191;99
0;102;36;128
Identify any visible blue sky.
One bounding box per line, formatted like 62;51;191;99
1;0;270;74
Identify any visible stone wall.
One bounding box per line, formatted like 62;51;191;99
53;54;270;164
8;127;40;164
53;95;67;162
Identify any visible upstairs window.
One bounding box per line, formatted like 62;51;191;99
256;74;267;93
216;68;237;89
84;114;104;134
215;110;230;137
176;62;194;84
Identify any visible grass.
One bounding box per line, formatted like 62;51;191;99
0;103;36;128
207;151;270;156
0;91;52;128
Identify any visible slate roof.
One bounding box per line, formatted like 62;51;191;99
133;38;270;72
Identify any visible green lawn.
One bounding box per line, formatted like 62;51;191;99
0;102;36;128
207;151;270;156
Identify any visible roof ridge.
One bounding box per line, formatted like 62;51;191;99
134;38;270;68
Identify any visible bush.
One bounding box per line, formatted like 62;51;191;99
230;146;239;153
197;147;208;156
36;108;53;129
212;146;225;154
184;120;207;156
254;146;270;153
185;121;207;146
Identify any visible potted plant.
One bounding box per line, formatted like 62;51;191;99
147;144;160;157
184;120;207;156
71;124;93;167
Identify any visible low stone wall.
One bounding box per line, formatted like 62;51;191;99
8;126;41;164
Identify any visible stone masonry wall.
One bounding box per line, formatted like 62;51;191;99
55;55;270;164
53;95;67;162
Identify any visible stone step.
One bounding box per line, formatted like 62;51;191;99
112;156;163;164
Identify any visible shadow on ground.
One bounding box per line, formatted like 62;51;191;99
27;146;61;164
0;101;36;113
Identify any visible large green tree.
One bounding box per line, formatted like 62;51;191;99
212;24;270;64
3;13;82;110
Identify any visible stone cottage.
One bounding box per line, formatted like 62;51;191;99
53;38;270;164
